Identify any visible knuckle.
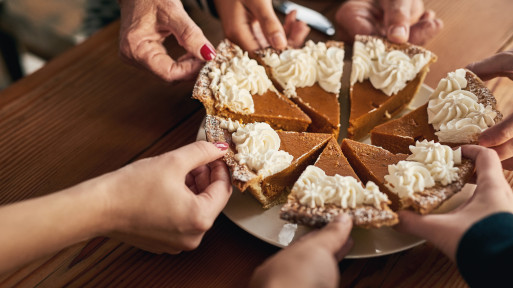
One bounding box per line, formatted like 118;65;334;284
178;24;202;46
190;214;213;233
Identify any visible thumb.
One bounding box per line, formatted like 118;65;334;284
168;141;229;176
381;0;413;43
244;0;287;49
166;4;216;61
466;50;513;81
304;214;353;258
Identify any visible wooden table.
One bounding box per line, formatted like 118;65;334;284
1;0;513;287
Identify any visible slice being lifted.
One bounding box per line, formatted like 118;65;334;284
371;68;503;154
280;138;398;228
255;41;344;138
342;139;474;214
193;40;311;132
205;115;331;208
348;35;436;140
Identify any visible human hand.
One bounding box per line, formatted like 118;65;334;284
466;50;513;168
118;0;216;82
335;0;443;45
466;50;513;81
396;145;513;261
104;141;232;254
249;215;353;288
215;0;310;52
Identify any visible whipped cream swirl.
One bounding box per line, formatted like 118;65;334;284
262;41;344;97
292;165;388;209
351;37;432;96
427;69;497;143
385;161;434;199
209;48;272;114
231;122;293;177
385;140;461;199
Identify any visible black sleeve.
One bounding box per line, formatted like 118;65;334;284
456;212;513;288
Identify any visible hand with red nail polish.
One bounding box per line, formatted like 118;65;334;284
0;141;232;273
335;0;443;45
214;0;310;52
118;0;216;82
249;214;353;288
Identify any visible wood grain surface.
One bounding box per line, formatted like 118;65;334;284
0;0;512;287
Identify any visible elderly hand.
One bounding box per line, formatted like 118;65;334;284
215;0;310;51
105;141;232;254
465;50;513;169
118;0;217;82
396;145;513;261
249;215;353;288
335;0;443;45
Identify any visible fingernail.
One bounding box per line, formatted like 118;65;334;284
200;44;216;61
214;142;229;151
389;25;408;41
270;32;287;50
333;214;351;224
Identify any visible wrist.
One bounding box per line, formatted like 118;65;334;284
69;172;121;238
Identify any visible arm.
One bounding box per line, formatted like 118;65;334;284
396;145;513;285
0;177;111;272
0;141;231;273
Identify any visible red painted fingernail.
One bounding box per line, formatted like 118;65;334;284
214;142;228;151
200;44;216;61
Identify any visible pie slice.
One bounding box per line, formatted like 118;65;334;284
205;115;331;208
280;138;398;228
348;35;437;140
254;41;344;138
193;39;311;132
370;69;503;154
341;139;474;214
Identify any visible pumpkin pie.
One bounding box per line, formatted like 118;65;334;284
341;139;474;214
193;39;311;132
347;35;436;140
205;115;331;208
254;41;344;138
280;138;398;228
370;69;503;154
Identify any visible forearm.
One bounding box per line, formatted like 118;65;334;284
0;174;113;273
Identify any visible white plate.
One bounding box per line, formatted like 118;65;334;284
196;84;475;258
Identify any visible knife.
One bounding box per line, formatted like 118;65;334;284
272;0;335;36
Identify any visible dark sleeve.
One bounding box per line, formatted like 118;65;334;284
456;212;513;288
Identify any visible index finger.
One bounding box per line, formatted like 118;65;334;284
466;51;513;81
196;160;233;219
134;41;204;82
380;0;413;43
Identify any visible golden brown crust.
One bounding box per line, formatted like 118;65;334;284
280;196;398;228
464;69;503;124
403;158;475;214
204;115;260;190
355;35;436;60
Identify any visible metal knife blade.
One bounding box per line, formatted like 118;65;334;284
272;0;335;36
